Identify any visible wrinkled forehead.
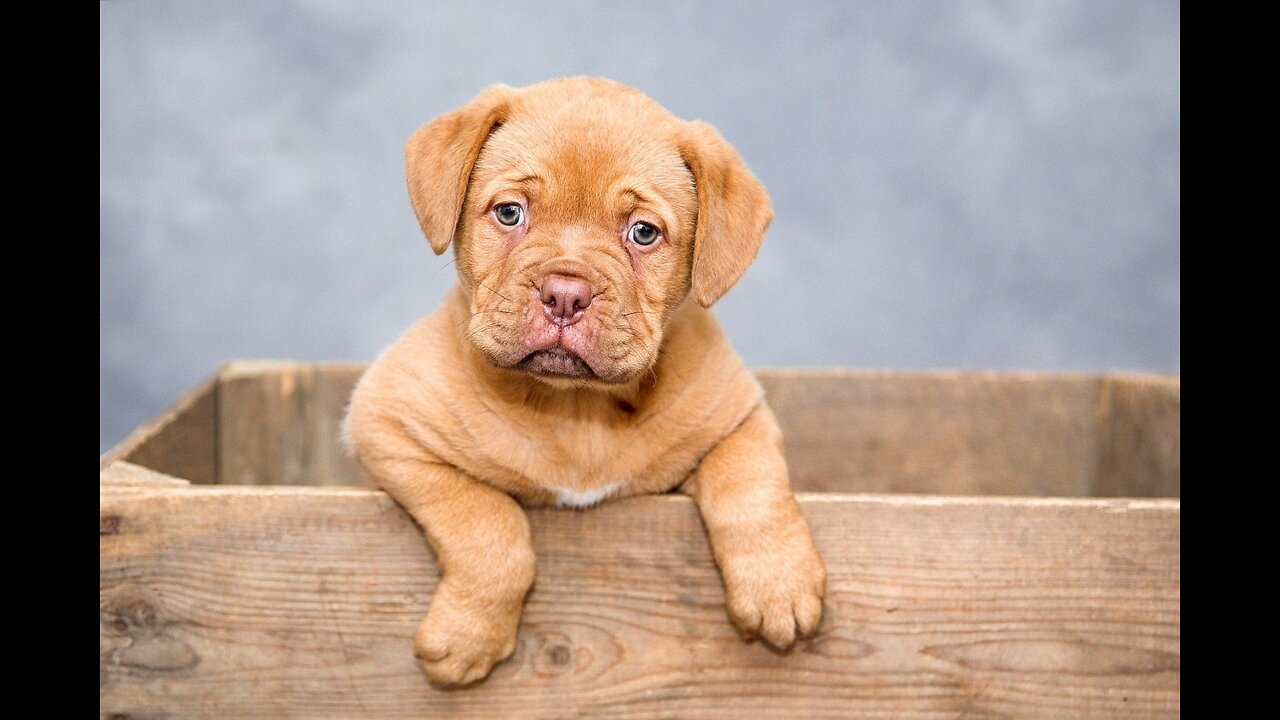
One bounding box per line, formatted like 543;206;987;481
470;104;696;226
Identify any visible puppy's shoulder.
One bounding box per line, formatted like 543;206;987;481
652;302;765;434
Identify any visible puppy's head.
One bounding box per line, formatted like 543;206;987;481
406;77;771;385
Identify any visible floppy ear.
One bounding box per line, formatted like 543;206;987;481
680;120;774;307
405;84;517;254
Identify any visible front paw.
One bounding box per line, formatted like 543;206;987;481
720;532;827;649
414;582;523;686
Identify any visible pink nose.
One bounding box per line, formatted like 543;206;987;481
539;274;593;322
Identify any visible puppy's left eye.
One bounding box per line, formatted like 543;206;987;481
494;203;524;227
628;222;661;247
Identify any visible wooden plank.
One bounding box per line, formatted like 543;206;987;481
1094;374;1180;498
310;364;369;486
100;367;220;484
759;370;1106;496
100;488;1180;719
101;461;191;488
216;361;369;487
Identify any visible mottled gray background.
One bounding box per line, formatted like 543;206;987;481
100;1;1180;452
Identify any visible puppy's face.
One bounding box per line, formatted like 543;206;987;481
406;77;771;386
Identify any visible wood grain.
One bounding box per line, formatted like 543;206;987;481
101;461;191;488
216;361;369;487
1094;374;1180;498
100;367;220;484
100;486;1180;719
205;364;1180;497
759;370;1105;496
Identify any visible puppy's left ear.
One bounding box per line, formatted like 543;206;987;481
680;120;774;307
405;84;518;254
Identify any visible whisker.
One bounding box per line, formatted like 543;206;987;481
433;256;458;277
458;319;501;344
467;308;515;319
477;282;514;304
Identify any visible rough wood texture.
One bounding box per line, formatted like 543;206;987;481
101;461;191;488
216;361;369;486
1094;374;1181;498
204;364;1179;497
100;486;1179;719
100;367;220;484
760;371;1106;496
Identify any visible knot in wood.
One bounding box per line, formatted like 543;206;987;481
548;644;571;666
532;632;584;677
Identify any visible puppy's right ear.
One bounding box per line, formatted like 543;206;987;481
680;120;774;307
405;84;517;254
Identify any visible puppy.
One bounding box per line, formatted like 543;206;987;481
345;77;826;686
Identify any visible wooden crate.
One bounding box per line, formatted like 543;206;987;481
100;362;1180;719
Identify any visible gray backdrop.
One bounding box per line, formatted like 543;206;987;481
100;1;1180;452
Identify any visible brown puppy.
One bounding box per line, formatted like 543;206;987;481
344;77;826;686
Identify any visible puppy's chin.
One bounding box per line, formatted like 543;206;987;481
470;335;653;387
519;347;595;379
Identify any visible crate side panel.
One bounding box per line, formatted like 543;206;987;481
309;367;369;485
217;364;369;486
101;490;1180;719
1094;375;1180;497
102;371;218;484
760;372;1102;496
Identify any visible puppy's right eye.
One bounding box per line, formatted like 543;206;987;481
494;203;524;227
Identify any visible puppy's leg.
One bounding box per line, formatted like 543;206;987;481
359;447;535;686
682;403;826;649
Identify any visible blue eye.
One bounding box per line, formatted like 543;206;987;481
494;204;524;227
628;222;660;246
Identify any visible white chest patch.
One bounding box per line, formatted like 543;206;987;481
553;481;624;508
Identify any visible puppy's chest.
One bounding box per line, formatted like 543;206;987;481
469;413;699;506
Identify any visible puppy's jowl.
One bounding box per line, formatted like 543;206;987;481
345;77;826;686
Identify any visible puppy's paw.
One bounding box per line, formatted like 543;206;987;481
414;582;522;686
720;533;827;650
